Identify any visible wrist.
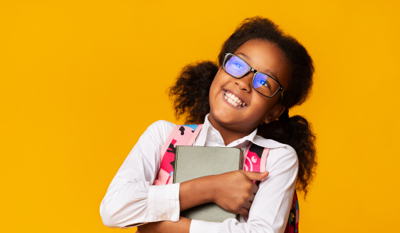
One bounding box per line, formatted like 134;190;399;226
206;175;219;204
199;175;218;204
179;176;217;211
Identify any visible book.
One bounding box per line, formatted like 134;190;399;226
173;146;243;222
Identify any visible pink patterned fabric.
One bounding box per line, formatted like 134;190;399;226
154;125;202;185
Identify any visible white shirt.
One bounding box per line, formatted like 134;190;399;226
100;115;298;233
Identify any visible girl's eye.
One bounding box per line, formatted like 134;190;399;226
253;74;271;90
231;61;244;71
226;56;247;76
234;62;243;69
260;79;270;88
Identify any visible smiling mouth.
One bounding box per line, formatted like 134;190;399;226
224;90;248;108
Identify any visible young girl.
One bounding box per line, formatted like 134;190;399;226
100;17;316;233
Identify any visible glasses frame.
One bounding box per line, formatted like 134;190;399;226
222;53;284;99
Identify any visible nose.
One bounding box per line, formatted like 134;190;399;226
235;72;253;92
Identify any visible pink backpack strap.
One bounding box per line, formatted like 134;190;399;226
243;143;299;233
243;143;269;173
154;124;202;185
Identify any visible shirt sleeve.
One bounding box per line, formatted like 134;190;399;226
100;120;179;228
190;145;299;233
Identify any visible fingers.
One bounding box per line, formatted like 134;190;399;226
242;199;251;210
239;192;256;216
213;170;266;216
259;171;269;180
240;170;269;181
242;190;255;211
251;183;258;196
237;207;249;217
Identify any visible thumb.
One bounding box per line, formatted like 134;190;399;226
241;171;269;181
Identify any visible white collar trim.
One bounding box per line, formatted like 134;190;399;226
195;114;289;149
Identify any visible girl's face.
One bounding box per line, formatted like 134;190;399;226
208;39;292;140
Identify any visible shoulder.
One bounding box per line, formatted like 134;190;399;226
253;135;298;168
270;144;298;167
146;120;176;134
139;120;176;145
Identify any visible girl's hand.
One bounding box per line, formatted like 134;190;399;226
212;170;269;217
178;170;269;216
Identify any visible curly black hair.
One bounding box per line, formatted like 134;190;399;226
169;17;316;195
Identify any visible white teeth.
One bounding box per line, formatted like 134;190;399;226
224;92;247;108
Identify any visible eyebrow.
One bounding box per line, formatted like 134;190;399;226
237;52;250;61
236;53;279;78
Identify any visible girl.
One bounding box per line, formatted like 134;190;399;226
100;17;316;233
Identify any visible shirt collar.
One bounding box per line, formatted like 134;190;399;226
195;114;288;149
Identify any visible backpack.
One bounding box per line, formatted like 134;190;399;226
154;124;299;233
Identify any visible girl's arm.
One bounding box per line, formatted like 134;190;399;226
189;146;299;233
138;216;191;233
100;120;180;228
101;120;297;232
139;171;270;233
100;120;264;228
180;170;269;216
140;146;298;233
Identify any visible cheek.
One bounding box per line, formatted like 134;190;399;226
252;94;277;118
208;79;218;100
208;77;221;108
209;71;225;96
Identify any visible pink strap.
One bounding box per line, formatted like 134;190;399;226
187;125;203;145
160;126;180;162
243;143;269;173
155;125;202;186
160;125;202;160
259;148;269;172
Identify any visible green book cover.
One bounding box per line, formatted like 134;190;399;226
173;146;243;222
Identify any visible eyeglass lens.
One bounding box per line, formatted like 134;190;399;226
224;54;280;97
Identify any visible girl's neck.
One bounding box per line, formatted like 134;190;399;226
208;118;254;146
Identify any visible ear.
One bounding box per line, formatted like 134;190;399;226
263;104;286;124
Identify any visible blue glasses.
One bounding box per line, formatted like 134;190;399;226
222;53;284;98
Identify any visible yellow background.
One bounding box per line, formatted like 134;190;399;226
1;0;399;232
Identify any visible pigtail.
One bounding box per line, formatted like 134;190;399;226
169;61;218;124
258;115;316;196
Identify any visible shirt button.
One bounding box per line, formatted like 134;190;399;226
161;213;168;220
211;135;217;141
